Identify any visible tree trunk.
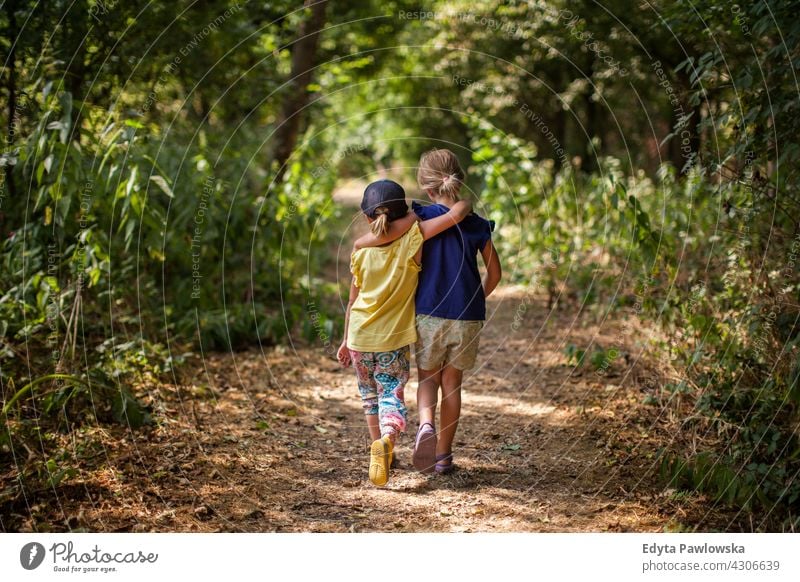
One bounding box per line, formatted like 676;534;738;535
65;0;88;144
670;75;702;176
271;0;326;184
582;55;598;174
668;104;684;171
553;105;567;171
553;69;567;172
689;102;702;167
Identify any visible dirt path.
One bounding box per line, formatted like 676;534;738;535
11;284;739;533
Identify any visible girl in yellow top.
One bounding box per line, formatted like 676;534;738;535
337;179;471;486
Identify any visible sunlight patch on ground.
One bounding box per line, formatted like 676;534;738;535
465;392;557;417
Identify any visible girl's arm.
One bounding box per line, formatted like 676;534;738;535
353;211;418;250
480;240;502;297
353;199;473;249
417;199;472;241
337;278;359;367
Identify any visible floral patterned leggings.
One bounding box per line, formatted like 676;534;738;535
350;346;409;437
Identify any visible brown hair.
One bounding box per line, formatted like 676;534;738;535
370;207;390;236
417;148;464;199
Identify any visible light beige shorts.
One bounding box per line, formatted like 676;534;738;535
415;314;484;371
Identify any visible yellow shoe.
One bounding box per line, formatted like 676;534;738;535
369;436;393;487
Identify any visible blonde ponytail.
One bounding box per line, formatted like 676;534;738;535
439;173;461;198
417;148;464;199
370;208;389;236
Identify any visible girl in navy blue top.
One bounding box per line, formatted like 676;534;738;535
410;149;501;474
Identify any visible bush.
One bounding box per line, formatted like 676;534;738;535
0;78;342;505
470;119;800;526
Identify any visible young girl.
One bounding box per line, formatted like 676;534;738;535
356;150;502;475
412;149;501;474
337;179;472;487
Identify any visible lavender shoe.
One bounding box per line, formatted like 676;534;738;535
412;422;437;474
435;452;455;475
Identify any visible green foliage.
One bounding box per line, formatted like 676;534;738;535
470;107;799;524
564;344;587;368
564;343;621;372
468;118;667;306
0;2;360;516
1;0;799;529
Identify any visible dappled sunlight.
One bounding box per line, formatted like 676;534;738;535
463;391;558;418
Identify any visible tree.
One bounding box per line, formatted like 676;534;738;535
272;0;327;183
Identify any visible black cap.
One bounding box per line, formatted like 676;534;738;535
361;180;408;220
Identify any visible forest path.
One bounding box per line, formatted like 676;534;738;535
21;188;733;533
51;284;723;532
178;288;671;532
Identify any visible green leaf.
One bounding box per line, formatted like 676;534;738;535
149;175;174;198
112;388;151;428
58;93;73;143
125;166;138;199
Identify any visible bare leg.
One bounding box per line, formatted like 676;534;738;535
365;414;380;442
412;367;441;472
417;367;441;427
437;365;463;457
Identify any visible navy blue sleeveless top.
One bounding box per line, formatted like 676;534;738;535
413;201;493;321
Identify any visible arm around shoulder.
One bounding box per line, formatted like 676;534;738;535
353;211;418;250
416;198;473;241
